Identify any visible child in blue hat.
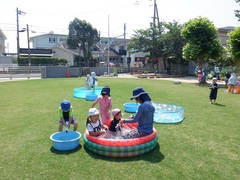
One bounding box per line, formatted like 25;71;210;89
58;100;78;131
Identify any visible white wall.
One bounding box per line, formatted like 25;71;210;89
52;47;75;66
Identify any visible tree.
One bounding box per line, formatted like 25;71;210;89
67;18;99;67
235;0;240;21
159;21;186;73
127;21;185;73
181;17;223;69
228;26;240;70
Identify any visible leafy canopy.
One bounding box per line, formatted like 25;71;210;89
67;18;99;67
228;26;240;64
181;17;223;68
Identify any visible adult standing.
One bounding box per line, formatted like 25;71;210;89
214;65;220;80
228;73;237;93
225;70;231;86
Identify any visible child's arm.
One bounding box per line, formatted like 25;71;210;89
88;130;105;136
91;98;98;108
101;124;108;130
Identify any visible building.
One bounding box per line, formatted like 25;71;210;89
218;26;235;46
0;28;7;56
30;32;130;67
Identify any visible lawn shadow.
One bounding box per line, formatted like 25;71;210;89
83;143;164;163
50;144;82;155
154;120;184;125
213;103;225;107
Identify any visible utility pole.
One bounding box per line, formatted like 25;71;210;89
152;0;160;72
98;31;101;67
123;23;127;67
16;7;26;62
107;15;110;75
27;24;31;66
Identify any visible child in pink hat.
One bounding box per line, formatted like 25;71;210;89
109;108;122;132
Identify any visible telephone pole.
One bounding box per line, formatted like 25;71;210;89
16;7;26;62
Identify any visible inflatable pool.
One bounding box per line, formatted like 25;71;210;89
153;103;184;124
123;102;140;113
50;131;82;151
84;126;158;158
73;87;103;99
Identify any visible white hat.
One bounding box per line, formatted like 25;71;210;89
112;108;121;117
88;108;99;116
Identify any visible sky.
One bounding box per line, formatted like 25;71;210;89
0;0;239;53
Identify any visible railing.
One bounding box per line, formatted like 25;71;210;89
0;66;44;79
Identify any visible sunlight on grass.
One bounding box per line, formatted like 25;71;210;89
0;77;239;179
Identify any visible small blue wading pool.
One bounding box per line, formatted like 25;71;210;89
73;87;103;100
50;131;82;151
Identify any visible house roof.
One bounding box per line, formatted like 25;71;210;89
218;26;235;33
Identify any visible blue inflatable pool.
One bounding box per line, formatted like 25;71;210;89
73;87;103;100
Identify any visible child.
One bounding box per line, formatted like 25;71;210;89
209;78;219;104
237;76;240;86
58;100;78;131
91;86;112;124
86;108;108;137
85;74;91;90
225;70;231;86
197;70;203;85
90;71;98;89
109;108;122;132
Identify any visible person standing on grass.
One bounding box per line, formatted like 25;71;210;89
197;70;203;85
225;70;231;86
91;86;112;124
58;100;78;131
209;78;219;104
228;73;237;93
214;65;220;80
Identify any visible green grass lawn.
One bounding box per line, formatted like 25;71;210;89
0;77;239;179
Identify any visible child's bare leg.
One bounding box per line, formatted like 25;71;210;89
59;123;63;131
74;123;78;131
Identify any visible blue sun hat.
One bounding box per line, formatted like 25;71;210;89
130;87;148;100
61;100;71;111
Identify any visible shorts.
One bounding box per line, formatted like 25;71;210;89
59;116;77;124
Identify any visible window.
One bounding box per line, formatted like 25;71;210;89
49;37;57;43
59;38;66;42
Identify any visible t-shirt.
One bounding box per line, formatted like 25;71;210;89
87;120;101;132
58;106;73;120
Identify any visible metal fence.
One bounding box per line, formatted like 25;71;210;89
0;66;44;79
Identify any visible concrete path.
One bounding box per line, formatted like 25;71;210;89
0;73;226;85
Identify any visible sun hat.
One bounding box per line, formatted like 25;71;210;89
88;108;99;116
112;108;121;117
101;86;111;96
130;87;148;100
61;100;71;111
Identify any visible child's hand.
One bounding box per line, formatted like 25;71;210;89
100;130;106;135
103;125;108;130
